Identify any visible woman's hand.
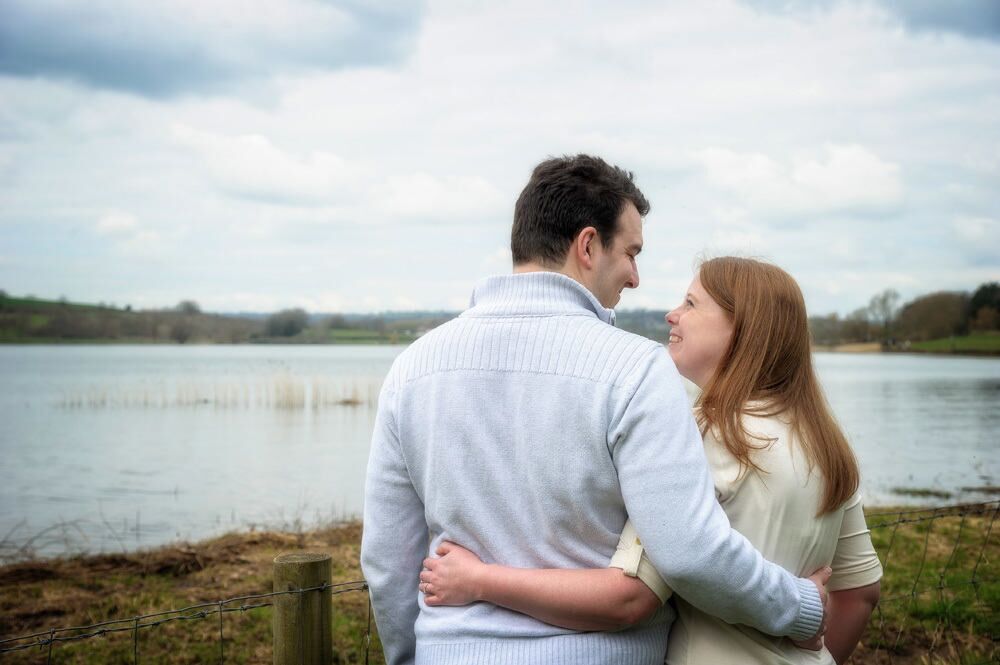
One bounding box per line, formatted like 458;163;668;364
420;541;487;606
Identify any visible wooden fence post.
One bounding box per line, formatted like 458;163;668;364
273;552;332;665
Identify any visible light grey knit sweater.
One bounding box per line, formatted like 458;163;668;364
361;272;822;665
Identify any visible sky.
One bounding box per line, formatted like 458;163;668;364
1;0;998;315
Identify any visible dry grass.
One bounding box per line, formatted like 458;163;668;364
0;524;377;664
0;507;996;664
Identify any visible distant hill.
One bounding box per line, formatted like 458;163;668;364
0;294;261;344
0;293;670;345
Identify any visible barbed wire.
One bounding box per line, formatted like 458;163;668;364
0;581;368;663
869;500;998;664
0;500;996;664
866;500;999;528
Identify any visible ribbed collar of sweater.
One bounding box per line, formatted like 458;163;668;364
464;271;617;326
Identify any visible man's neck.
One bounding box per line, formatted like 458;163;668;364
513;261;586;286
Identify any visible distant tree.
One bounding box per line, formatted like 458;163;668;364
867;289;900;342
897;292;969;341
970;306;1000;332
840;307;872;342
43;310;98;339
808;313;842;346
266;308;308;337
326;314;348;329
97;311;121;339
176;300;201;315
170;319;195;343
0;289;7;298
968;282;1000;331
969;282;1000;313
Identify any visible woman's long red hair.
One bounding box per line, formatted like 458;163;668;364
695;257;859;515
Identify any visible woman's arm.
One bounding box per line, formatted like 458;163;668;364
824;581;880;664
420;541;662;632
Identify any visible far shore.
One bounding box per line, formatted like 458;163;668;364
812;342;883;353
4;338;999;357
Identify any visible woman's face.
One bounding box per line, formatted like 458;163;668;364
666;275;734;388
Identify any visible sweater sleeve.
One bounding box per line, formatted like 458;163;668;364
608;348;823;641
360;382;427;665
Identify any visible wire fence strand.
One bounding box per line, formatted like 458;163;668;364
0;582;368;656
1;501;996;664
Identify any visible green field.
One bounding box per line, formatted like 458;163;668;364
908;333;1000;354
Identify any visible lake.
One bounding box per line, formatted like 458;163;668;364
1;345;997;557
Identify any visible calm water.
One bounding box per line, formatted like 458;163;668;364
1;345;997;557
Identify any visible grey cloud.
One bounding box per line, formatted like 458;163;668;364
742;0;1000;41
881;0;1000;40
0;0;422;97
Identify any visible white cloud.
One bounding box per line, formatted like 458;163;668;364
697;144;904;218
96;211;138;235
953;216;999;243
376;173;505;222
952;216;1000;263
481;247;513;272
119;230;165;258
1;0;997;314
169;125;507;223
170;124;365;205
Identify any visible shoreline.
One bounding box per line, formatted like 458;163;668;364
3;339;999;357
5;492;999;565
813;343;1000;358
2;508;996;665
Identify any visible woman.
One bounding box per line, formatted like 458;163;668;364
418;257;883;664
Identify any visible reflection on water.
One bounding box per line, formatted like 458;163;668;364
814;353;999;506
0;345;399;558
1;346;998;557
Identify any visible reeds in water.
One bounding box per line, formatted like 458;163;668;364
58;375;382;411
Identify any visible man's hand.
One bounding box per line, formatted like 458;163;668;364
791;566;832;651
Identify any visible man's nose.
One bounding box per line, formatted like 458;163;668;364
627;268;639;290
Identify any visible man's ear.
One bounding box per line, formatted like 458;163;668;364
573;227;599;270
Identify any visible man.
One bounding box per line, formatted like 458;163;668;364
361;154;825;665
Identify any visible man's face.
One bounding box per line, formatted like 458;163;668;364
590;201;643;308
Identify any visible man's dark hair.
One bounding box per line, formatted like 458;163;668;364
511;154;650;266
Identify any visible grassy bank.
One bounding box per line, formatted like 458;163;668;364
1;507;996;664
813;335;1000;356
906;333;1000;355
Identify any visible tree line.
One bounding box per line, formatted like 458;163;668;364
2;283;997;347
808;282;999;346
0;294;441;344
